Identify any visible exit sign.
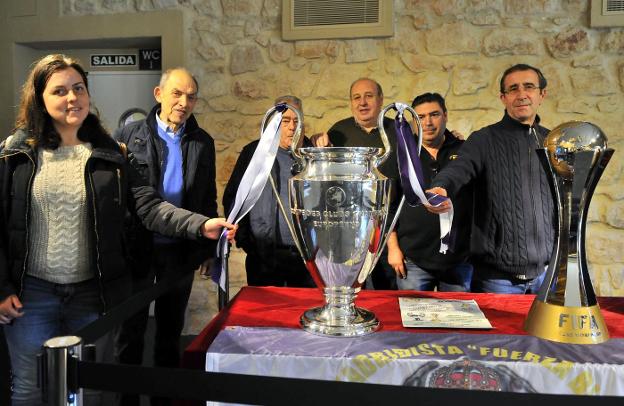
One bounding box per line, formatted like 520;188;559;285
90;54;137;67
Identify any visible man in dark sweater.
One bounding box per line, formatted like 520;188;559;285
427;64;555;294
386;93;473;291
311;78;399;290
223;96;315;288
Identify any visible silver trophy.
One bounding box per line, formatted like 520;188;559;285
288;104;422;336
524;121;614;344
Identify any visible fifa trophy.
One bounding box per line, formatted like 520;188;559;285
524;121;614;344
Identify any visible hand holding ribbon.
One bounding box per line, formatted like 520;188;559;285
201;218;237;240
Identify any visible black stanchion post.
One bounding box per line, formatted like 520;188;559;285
42;336;83;406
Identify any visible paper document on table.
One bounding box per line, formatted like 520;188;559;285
399;297;493;329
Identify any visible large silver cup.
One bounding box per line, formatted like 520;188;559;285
524;121;614;344
289;104;421;337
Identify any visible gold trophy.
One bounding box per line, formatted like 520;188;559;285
524;121;614;344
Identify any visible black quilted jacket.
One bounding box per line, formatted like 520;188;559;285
0;129;208;312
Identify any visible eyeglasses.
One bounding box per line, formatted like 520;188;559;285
503;83;541;95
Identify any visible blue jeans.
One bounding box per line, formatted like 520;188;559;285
471;269;547;294
397;259;473;292
3;276;102;406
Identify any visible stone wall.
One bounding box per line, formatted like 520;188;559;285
63;0;624;330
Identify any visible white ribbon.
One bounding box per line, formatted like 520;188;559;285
214;111;284;290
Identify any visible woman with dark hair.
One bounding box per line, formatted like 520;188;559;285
0;54;235;404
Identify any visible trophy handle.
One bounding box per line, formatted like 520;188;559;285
372;102;423;266
535;147;563;300
264;103;305;160
573;148;614;303
377;102;423;167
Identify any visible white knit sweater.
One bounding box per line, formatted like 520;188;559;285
27;143;94;284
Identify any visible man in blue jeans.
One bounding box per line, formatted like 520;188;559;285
385;93;473;292
426;64;555;294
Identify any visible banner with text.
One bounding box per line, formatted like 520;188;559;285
207;326;624;396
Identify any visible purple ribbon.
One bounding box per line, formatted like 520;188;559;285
395;115;425;206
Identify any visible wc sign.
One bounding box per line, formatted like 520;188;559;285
139;49;161;70
90;54;137;67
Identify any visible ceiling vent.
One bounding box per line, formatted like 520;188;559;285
590;0;624;26
604;0;624;13
282;0;394;40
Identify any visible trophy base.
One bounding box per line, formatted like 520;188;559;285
300;305;379;337
524;300;609;344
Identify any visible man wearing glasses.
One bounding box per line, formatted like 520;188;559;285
426;64;555;294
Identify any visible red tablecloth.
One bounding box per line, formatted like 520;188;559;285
182;286;624;371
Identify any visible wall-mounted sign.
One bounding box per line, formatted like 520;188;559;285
139;49;161;71
90;54;137;67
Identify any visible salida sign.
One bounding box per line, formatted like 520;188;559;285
90;54;137;67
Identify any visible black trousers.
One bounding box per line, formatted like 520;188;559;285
245;246;315;288
0;328;10;405
114;244;195;406
370;251;398;290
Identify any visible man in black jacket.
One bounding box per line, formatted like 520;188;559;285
427;64;555;294
223;96;314;288
113;68;218;405
386;93;473;291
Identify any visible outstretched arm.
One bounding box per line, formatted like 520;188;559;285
125;159;219;240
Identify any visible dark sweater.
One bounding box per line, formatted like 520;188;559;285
328;116;399;180
395;130;472;270
431;112;555;279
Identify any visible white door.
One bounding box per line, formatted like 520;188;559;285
88;71;160;132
